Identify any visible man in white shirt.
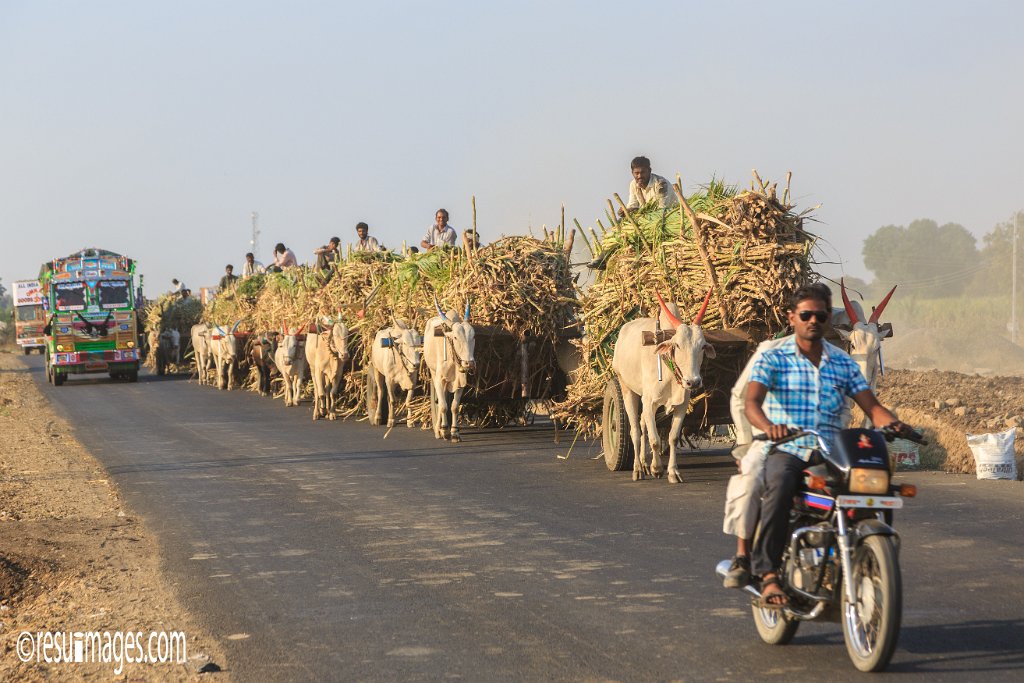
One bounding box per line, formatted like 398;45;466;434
171;278;187;297
242;252;265;277
420;209;458;251
624;155;678;212
353;222;381;252
588;156;680;269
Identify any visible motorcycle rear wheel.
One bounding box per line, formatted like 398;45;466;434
842;534;901;672
751;602;799;645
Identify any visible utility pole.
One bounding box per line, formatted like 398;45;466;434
1013;211;1020;344
250;211;260;261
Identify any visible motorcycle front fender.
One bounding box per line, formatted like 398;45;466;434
853;518;900;553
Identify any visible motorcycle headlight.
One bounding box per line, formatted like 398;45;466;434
850;468;889;494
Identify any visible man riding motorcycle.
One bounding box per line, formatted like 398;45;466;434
742;284;903;608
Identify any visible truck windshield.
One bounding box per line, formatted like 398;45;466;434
17;306;40;322
97;280;131;309
54;282;88;311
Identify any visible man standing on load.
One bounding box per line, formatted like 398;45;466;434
588;156;680;269
421;209;458;251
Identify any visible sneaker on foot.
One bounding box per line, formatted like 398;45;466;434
723;555;750;588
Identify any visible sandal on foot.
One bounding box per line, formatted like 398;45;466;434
758;576;789;609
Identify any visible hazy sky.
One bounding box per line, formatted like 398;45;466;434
2;1;1022;296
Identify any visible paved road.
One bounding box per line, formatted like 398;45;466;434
23;358;1024;681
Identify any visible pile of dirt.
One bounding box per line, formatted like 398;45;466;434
884;326;1024;376
877;368;1024;477
0;351;228;680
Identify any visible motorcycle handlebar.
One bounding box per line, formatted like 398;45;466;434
753;424;927;446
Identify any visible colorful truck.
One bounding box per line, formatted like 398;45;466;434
13;280;47;354
39;248;142;385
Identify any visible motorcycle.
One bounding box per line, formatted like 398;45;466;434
716;424;926;672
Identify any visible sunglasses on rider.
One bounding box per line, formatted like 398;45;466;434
797;310;829;323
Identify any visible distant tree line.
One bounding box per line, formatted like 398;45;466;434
859;217;1020;299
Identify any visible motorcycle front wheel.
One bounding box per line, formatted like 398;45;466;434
751;602;799;645
842;534;901;672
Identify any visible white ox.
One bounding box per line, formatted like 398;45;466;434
836;280;896;393
190;323;214;385
423;297;476;441
304;318;349;420
275;328;308;407
369;320;422;428
612;290;716;483
210;320;244;390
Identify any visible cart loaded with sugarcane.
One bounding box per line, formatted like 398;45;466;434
193;224;580;432
549;171;819;473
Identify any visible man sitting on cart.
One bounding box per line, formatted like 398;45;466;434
740;284;902;608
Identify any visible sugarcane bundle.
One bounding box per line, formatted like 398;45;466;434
550;172;817;437
145;294;204;334
142;294;204;370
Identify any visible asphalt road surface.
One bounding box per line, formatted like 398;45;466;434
24;358;1024;682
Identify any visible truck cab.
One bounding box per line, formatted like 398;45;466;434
13;280;46;354
40;248;141;385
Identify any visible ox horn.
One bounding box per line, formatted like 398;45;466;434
464;298;471;322
654;291;682;329
841;278;860;325
230;319;242;334
868;285;897;324
693;287;713;326
433;292;451;323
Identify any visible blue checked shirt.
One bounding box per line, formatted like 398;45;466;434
749;337;870;459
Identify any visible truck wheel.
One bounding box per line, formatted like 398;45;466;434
602;377;634;471
156;351;166;376
23;347;31;356
53;370;66;386
128;369;139;383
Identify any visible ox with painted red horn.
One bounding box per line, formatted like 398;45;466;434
611;289;717;484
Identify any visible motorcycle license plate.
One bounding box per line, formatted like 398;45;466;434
836;495;903;510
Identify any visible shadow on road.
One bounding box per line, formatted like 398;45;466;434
800;618;1024;673
105;446;454;475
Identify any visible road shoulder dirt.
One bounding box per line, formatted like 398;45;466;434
0;351;228;680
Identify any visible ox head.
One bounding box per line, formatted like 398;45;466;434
159;328;180;353
391;319;422;390
836;279;896;387
279;325;300;365
432;294;476;373
325;316;350;362
654;289;717;389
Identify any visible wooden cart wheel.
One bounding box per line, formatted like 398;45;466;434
602;376;634;471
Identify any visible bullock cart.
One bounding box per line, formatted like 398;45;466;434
428;324;579;430
552;172;818;473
